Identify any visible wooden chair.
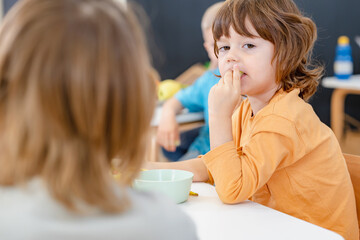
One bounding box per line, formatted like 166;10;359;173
343;153;360;234
175;63;207;86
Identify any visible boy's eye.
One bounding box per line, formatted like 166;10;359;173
218;46;230;52
244;43;255;49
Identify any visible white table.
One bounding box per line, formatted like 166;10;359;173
151;105;204;127
322;75;360;140
322;75;360;90
181;183;344;240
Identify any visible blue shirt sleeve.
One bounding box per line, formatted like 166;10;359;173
175;69;220;113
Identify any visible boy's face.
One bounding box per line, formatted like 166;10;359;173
203;28;218;65
216;19;278;98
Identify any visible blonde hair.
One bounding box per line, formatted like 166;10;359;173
201;2;224;34
0;0;156;213
213;0;323;101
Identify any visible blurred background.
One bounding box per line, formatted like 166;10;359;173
3;0;360;128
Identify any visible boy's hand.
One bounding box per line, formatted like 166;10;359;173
208;65;242;149
208;65;242;119
156;110;180;152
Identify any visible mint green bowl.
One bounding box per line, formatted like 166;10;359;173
133;169;194;204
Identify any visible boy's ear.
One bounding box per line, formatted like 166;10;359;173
203;42;213;53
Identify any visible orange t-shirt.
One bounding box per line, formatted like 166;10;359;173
203;89;358;240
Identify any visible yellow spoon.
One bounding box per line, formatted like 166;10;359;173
189;191;198;196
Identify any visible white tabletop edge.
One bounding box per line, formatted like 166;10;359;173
180;182;344;240
322;75;360;90
151;105;204;127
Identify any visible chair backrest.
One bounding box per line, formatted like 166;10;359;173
343;153;360;232
175;63;206;86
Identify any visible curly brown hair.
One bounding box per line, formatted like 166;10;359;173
213;0;323;101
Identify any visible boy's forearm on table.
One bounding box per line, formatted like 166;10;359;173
162;97;184;116
203;142;249;204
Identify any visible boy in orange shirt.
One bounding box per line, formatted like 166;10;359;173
147;0;359;239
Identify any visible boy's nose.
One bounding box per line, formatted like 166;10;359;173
225;49;241;63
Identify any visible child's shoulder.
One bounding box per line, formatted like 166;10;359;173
255;88;328;139
264;89;315;122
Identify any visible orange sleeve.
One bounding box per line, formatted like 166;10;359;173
202;115;305;204
196;155;215;185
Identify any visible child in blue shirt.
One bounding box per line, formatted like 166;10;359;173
157;2;223;161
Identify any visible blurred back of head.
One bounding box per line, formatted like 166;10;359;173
201;2;224;67
201;2;224;35
0;0;156;213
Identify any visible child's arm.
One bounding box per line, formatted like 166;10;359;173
156;97;183;152
204;128;296;204
208;66;242;149
143;158;209;182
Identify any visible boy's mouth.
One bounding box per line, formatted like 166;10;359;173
240;72;247;79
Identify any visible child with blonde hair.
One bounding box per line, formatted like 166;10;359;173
148;0;359;238
157;2;223;161
0;0;196;239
